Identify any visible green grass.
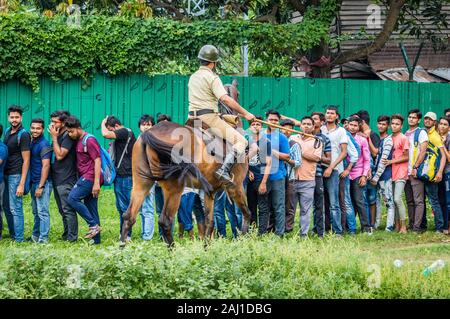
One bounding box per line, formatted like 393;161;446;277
0;190;449;298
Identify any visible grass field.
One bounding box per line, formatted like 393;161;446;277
0;189;449;299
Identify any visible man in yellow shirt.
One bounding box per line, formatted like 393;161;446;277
188;45;255;185
424;112;446;232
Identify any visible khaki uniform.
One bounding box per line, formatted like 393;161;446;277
188;66;247;154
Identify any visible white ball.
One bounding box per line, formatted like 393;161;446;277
393;259;403;268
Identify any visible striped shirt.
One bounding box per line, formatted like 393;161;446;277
372;135;394;183
287;136;302;181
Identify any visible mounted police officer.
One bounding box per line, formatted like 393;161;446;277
188;45;255;185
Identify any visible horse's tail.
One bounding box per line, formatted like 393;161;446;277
140;130;214;195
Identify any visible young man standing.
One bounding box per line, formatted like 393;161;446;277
321;106;348;236
0;124;8;240
384;114;409;233
137;115;158;240
357;110;381;229
422;112;446;233
311;112;331;238
281;119;302;234
265;110;290;237
341;117;371;233
370;116;395;232
290;116;322;236
404;109;428;232
437;116;450;233
247;116;272;235
340;117;360;235
66;116;102;244
3;105;31;243
102;115;137;241
445;109;450;118
29;119;52;243
49;110;78;242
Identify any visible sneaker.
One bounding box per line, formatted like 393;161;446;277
84;225;101;239
118;235;132;242
88;239;100;245
38;239;48;244
26;235;39;243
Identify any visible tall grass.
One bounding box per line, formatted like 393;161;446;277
0;190;448;298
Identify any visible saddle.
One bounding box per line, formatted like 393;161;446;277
185;114;242;159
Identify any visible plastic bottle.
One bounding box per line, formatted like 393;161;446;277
423;259;445;276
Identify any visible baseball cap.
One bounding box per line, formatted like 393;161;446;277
424;112;437;121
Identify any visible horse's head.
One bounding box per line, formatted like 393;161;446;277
224;79;239;103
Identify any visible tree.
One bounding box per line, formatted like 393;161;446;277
4;0;449;77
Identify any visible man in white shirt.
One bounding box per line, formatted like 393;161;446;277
321;106;348;236
404;109;429;232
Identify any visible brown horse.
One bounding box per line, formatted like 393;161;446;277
119;118;250;247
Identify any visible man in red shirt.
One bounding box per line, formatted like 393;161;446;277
65;116;103;244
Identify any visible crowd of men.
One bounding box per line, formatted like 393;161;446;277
0;105;449;244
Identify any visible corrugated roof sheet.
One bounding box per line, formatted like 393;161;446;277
428;68;450;81
376;66;448;82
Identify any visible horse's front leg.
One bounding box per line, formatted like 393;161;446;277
202;193;216;247
227;185;250;235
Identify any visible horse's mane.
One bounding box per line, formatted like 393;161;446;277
140;124;213;195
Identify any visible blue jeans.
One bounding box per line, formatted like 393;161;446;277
365;182;378;227
178;192;196;232
324;170;343;235
214;190;243;238
3;174;24;242
269;178;286;237
193;192;205;225
344;177;357;234
0;181;4;238
425;182;444;231
140;186;155;240
67;177;101;244
31;181;52;242
114;176;133;237
442;172;450;229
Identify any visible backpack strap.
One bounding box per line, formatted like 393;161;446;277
413;128;423;147
82;133;95;153
4;127;26;146
116;128;132;169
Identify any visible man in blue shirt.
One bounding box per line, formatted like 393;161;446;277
29;119;52;243
0;124;9;240
265;110;290;237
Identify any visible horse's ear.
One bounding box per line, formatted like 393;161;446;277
232;79;238;87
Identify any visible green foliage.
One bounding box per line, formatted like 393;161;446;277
0;12;333;90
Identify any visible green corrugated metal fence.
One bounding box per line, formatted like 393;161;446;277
1;74;449;146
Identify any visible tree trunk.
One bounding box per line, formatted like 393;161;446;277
332;0;406;66
310;39;331;78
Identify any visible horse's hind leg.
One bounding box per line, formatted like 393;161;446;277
121;177;154;246
159;181;184;248
227;185;251;235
